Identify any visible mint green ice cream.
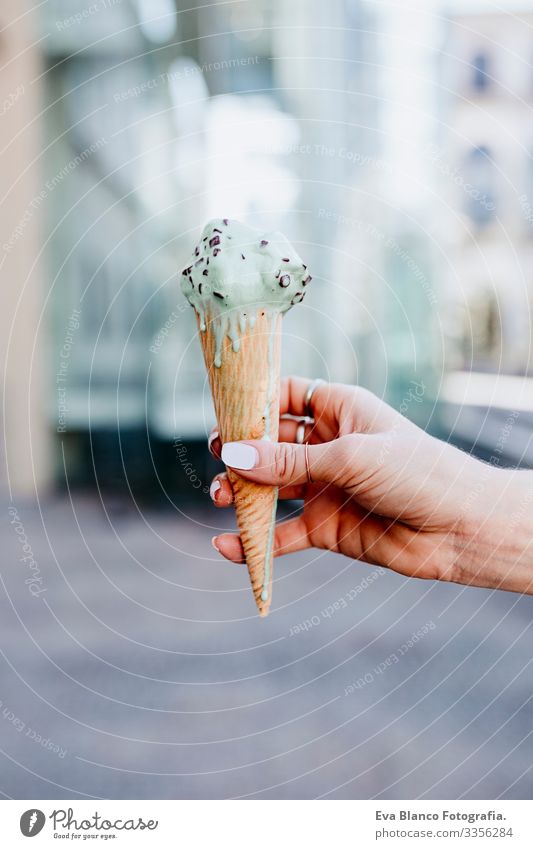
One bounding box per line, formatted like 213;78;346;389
180;218;311;367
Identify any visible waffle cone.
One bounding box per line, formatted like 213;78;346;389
199;309;281;616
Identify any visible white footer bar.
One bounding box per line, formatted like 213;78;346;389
1;799;531;847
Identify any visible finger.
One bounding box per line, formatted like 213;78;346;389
278;483;307;500
221;434;361;488
209;473;233;507
280;376;330;418
280;375;399;435
208;430;221;459
210;419;319;457
273;515;310;555
278;417;321;445
210;471;305;505
212;533;245;563
212;515;310;563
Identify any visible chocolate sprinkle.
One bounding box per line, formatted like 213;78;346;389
194;246;200;256
223;218;229;226
302;275;312;286
194;258;204;266
282;257;290;262
202;269;209;276
213;227;222;234
291;292;304;304
241;253;245;260
213;291;224;299
279;274;291;288
213;248;221;256
198;283;203;294
275;270;280;278
209;235;221;248
260;240;269;247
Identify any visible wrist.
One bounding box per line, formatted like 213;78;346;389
454;466;533;593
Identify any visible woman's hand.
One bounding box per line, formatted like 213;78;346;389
209;377;533;594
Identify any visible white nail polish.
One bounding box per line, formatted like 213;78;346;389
208;430;219;452
221;442;258;470
209;479;221;501
211;536;220;552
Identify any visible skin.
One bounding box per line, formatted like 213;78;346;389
209;376;533;594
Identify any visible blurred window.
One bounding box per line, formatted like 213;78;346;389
472;52;490;91
463;145;496;225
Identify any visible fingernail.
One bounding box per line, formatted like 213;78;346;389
211;535;221;552
208;430;219;454
209;479;221;502
221;442;258;470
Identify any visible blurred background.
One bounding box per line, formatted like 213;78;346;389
0;0;532;801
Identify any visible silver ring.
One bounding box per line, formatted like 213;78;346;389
304;378;324;418
295;418;308;445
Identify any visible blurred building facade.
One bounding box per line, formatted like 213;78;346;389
0;0;52;496
438;3;533;375
329;1;442;418
433;1;533;466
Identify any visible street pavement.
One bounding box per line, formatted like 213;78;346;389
1;491;532;799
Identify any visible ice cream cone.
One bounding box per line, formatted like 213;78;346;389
181;217;312;616
199;308;281;616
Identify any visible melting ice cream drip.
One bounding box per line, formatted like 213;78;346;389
260;312;280;602
180;218;311;368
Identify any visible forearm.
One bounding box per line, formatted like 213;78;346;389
454;467;533;594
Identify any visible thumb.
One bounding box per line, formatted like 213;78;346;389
220;435;362;487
